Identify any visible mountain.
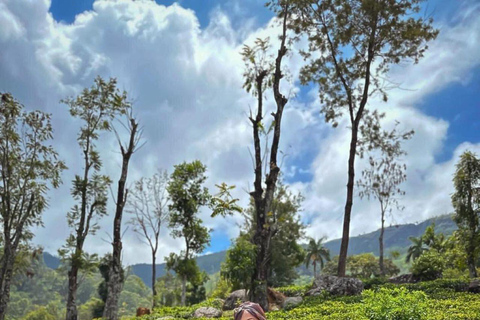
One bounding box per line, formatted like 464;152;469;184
41;214;456;287
323;214;456;256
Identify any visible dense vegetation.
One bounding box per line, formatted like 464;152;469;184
124;279;480;320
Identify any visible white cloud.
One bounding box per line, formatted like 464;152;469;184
299;2;480;243
0;0;479;265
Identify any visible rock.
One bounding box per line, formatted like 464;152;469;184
267;287;286;310
282;296;303;310
193;307;222;318
136;307;151;316
306;275;364;296
388;273;420;284
223;289;247;310
468;279;480;293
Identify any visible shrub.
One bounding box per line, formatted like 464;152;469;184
362;287;428;320
275;284;310;296
411;250;445;280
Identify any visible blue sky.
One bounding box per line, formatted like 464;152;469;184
1;0;479;263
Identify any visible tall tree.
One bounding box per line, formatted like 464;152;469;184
292;0;438;276
357;114;413;275
103;109;142;320
0;93;66;320
128;170;170;308
166;161;210;306
304;237;330;278
221;182;305;289
452;151;480;278
242;1;290;310
59;77;129;320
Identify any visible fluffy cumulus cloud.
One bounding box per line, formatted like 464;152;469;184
0;0;479;264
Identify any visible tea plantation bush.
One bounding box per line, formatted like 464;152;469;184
128;280;480;320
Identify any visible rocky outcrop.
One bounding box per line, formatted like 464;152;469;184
468;279;480;293
282;296;303;310
267;287;286;310
388;273;420;284
193;307;222;318
306;275;364;296
223;289;247;310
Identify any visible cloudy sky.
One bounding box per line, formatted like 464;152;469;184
1;0;479;266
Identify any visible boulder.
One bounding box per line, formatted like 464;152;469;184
468;279;480;293
267;287;286;310
306;275;364;296
193;307;222;318
388;273;420;284
282;296;303;310
223;289;247;310
136;307;151;317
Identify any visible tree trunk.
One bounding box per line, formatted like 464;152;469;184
181;274;187;306
0;251;15;320
338;127;358;277
152;252;157;308
250;212;270;312
379;209;385;277
467;233;478;278
66;264;79;320
103;118;137;319
313;261;317;279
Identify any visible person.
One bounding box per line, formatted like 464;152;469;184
233;302;266;320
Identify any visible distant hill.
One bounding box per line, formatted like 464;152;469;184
323;214;456;256
42;214;456;287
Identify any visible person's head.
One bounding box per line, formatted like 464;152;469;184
233;302;266;320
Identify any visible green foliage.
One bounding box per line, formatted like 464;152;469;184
23;307;56;320
167;160;211;256
323;254;399;279
411;250;446;281
451;150;480;277
221;233;256;290
363;287;427;320
209;276;232;300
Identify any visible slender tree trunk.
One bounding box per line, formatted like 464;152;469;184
181;274;187;306
313;261;317;279
379;208;385;276
467;233;478;278
66;264;79;320
338;127;358;277
0;249;15;320
103;118;137;319
250;209;270;312
249;5;289;312
152;252;157;308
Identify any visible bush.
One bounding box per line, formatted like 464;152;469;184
362;287;428;320
411;250;445;280
275;284;310;296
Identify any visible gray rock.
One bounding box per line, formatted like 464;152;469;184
223;289;247;310
388;273;420;284
468;279;480;293
306;275;364;296
282;296;303;310
193;307;222;318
